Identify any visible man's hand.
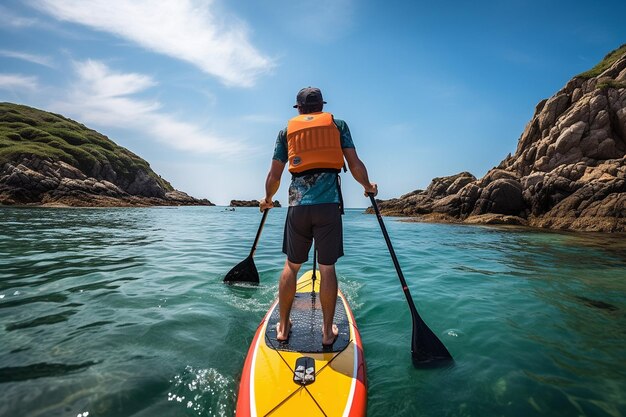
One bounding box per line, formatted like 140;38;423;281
364;182;378;197
260;159;285;212
259;198;274;212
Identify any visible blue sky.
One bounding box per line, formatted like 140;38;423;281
1;0;625;207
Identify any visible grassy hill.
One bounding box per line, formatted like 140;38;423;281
0;102;173;191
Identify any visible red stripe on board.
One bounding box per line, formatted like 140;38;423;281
235;300;278;417
339;290;368;417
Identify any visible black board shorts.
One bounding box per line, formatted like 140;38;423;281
283;203;343;265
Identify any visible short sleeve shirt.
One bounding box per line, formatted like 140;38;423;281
273;118;355;206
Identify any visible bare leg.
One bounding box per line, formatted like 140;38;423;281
277;260;300;341
319;263;339;345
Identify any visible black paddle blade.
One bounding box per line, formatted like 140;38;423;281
411;317;453;367
223;255;259;284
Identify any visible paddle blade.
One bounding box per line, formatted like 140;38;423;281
411;318;453;367
223;256;259;284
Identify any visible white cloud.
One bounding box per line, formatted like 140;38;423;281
0;5;39;28
52;60;247;156
0;74;39;91
0;50;54;68
76;60;157;98
31;0;273;87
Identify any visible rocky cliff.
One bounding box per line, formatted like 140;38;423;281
0;103;213;207
373;45;626;232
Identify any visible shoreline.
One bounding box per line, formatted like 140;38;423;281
386;212;626;236
4;203;624;237
369;207;626;234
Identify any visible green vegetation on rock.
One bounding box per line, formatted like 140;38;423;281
0;102;173;191
577;44;626;79
597;80;626;90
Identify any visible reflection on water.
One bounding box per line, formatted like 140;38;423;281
0;207;625;417
0;361;97;383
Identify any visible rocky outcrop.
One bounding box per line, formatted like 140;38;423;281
0;103;213;207
230;199;281;207
1;155;212;207
372;45;626;232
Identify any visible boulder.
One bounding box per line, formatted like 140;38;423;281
230;199;281;208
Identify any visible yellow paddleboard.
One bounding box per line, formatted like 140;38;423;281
235;270;367;417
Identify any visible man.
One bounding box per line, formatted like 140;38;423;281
259;87;377;346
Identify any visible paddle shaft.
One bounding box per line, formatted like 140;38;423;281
368;195;420;315
368;194;452;365
249;209;269;257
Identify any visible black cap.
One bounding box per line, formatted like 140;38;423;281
293;87;327;108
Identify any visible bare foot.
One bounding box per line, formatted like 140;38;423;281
276;320;292;342
322;323;338;346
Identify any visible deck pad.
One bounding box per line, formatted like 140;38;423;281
265;292;350;353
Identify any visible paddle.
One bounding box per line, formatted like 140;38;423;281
368;194;453;367
223;209;269;284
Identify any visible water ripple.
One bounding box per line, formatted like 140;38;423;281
168;366;236;417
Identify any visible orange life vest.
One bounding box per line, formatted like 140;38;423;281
286;112;344;174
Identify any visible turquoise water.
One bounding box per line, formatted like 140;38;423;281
1;206;625;417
